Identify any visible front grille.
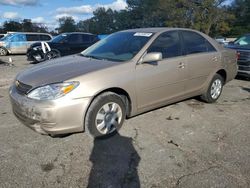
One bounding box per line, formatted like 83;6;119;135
15;80;32;95
239;66;250;71
238;51;250;61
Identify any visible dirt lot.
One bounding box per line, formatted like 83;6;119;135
0;55;250;188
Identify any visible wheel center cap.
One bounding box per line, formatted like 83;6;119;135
105;113;113;122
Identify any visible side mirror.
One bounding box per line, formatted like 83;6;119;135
141;52;162;64
228;41;234;45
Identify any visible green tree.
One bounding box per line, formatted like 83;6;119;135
228;0;250;36
56;17;77;33
2;21;22;32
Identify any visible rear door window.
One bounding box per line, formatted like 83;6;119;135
148;31;182;59
81;34;91;43
68;34;82;44
181;31;216;55
40;35;51;41
26;34;40;41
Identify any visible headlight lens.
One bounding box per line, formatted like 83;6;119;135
27;82;79;100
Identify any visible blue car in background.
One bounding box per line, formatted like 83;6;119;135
0;32;52;56
98;34;109;40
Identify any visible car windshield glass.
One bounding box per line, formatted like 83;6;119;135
81;31;154;62
234;35;250;46
51;34;68;43
0;34;13;41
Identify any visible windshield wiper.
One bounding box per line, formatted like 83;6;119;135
80;54;108;61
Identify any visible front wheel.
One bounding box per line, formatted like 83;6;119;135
0;47;7;56
201;74;224;103
85;92;126;138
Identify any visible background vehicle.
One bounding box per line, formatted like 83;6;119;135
10;28;237;138
227;33;250;78
27;32;99;62
0;32;52;56
215;36;228;46
0;34;6;39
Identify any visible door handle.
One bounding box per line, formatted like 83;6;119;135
178;62;185;69
212;56;218;62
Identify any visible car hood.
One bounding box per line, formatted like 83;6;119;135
16;54;122;88
227;44;250;51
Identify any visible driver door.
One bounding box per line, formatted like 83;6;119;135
135;31;188;111
10;34;27;54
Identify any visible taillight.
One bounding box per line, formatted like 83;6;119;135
236;52;240;60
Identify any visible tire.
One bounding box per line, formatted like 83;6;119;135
85;92;126;138
45;50;60;60
201;74;224;103
0;47;7;56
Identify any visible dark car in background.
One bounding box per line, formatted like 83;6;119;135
227;34;250;78
27;32;99;62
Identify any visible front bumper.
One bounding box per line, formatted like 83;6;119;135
27;49;45;62
9;86;91;135
237;70;250;78
237;62;250;78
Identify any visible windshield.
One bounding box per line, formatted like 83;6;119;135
0;34;14;41
81;31;154;62
234;35;250;46
51;33;68;43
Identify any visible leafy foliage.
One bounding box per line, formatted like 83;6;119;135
1;19;48;33
0;0;249;37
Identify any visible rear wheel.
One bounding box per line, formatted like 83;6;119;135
0;47;7;56
45;50;60;60
201;74;224;103
85;92;126;138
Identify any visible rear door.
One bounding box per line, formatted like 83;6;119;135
67;34;85;55
81;34;95;49
180;30;219;93
26;34;40;50
136;31;188;110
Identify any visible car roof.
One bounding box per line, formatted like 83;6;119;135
7;32;51;35
120;27;199;33
62;32;96;36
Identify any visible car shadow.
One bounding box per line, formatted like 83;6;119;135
0;59;5;64
87;132;141;188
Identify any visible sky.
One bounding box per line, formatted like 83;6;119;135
0;0;127;30
0;0;233;30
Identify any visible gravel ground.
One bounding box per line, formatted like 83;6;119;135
0;55;250;188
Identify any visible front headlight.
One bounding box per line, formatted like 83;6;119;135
27;81;79;100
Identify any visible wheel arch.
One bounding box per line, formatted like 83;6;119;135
216;69;227;84
83;87;133;131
